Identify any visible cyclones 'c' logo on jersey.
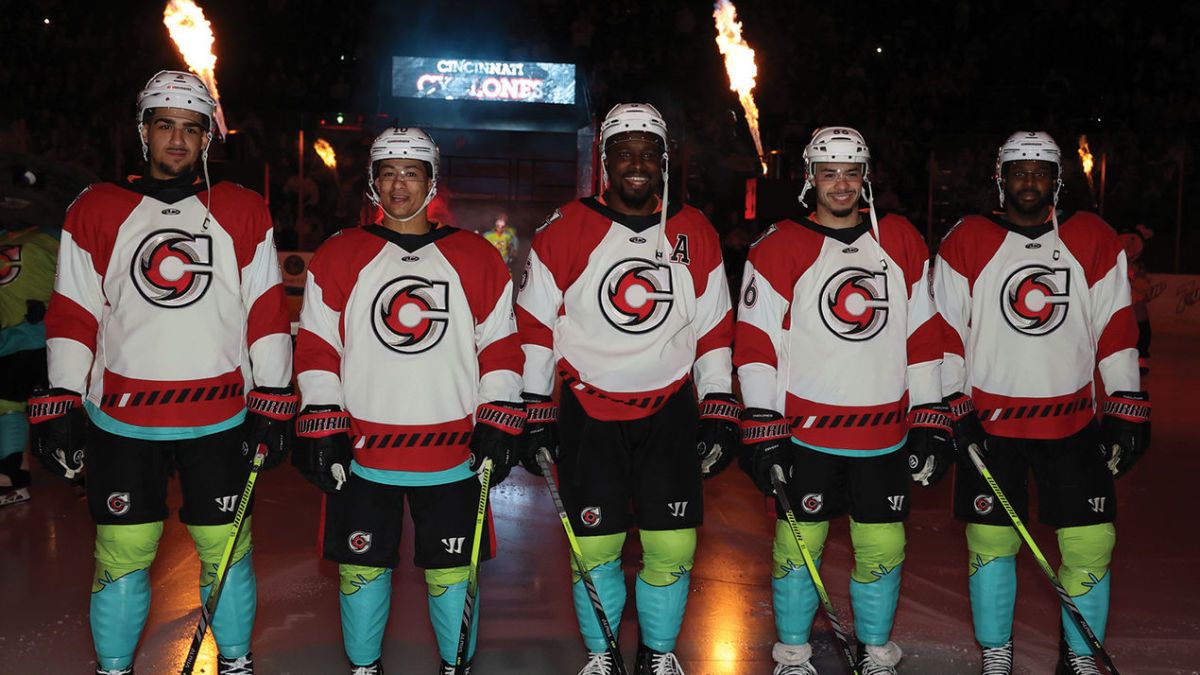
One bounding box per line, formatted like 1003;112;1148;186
131;230;213;308
372;275;450;353
1001;265;1070;335
599;258;674;334
819;267;889;341
0;245;21;285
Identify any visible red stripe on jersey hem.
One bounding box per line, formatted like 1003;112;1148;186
350;415;473;472
785;393;909;451
45;292;99;350
972;384;1094;440
558;359;688;422
98;369;246;427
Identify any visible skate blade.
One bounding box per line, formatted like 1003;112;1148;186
0;487;30;507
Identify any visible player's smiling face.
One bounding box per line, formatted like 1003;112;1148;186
142;108;209;180
813;161;864;219
604;132;663;215
375;158;432;221
1003;160;1055;217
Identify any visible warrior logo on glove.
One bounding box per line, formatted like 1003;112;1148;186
131;229;213;308
819;267;889;341
1001;265;1070;335
599;258;674;333
371;275;450;353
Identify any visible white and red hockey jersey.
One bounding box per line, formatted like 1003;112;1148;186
294;224;522;473
933;210;1139;439
734;213;942;453
516;198;733;421
45;177;291;436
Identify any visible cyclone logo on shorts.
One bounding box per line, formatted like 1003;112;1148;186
1001;265;1070;336
599;258;673;334
580;506;602;528
801;493;824;514
107;492;131;516
348;531;373;554
0;245;21;285
371;276;450;354
819;267;889;341
131;229;213;308
974;494;995;515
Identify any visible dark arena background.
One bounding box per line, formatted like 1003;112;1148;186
2;1;1198;673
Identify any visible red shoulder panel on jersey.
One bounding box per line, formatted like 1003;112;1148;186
307;228;388;312
531;200;612;293
877;213;929;294
1058;211;1123;288
746;220;824;299
208;183;275;269
437;229;510;324
64;183;142;277
938;216;1007;292
666;205;723;295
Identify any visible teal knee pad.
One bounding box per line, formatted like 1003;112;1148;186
573;533;627;653
0;410;28;460
426;567;476;662
772;520;828;645
966;524;1022;648
189;521;256;658
636;529;696;652
1059;524;1115;653
848;520;905;646
340;564;393;666
91;522;163;670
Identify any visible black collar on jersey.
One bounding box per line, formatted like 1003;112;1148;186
364;223;457;252
121;172;206;204
985;209;1073;239
793;212;874;246
581;195;683;233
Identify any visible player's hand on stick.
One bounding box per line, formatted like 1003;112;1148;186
1101;390;1151;478
293;405;353;493
470;401;527;485
243;386;299;469
27;387;86;481
697;393;742;478
905;401;955;486
519;393;557;476
739;407;792;495
945;391;988;461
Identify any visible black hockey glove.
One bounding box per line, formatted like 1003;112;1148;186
697;393;742;478
945;391;989;462
243;386;299;469
739;408;792;495
469;401;527;486
905;401;956;486
293;405;353;494
1100;391;1151;478
519;393;558;476
28;387;86;481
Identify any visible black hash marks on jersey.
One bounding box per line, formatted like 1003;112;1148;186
101;382;245;408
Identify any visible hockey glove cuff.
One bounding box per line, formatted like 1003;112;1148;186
1101;391;1151;478
244;386;299;469
470;401;525;485
698;393;742;479
945;391;988;461
28;387;86;481
905;402;955;486
293;405;353;493
740;407;791;495
519;393;558;476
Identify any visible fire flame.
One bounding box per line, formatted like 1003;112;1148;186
163;0;228;137
314;138;337;169
713;0;767;174
1078;135;1094;190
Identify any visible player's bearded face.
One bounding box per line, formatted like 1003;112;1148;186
1003;160;1055;215
375;159;432;221
142;108;209;180
813;162;864;218
604;134;663;211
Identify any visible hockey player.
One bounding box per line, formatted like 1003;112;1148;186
516;103;738;675
27;71;296;675
293;126;525;675
929;131;1150;675
0;223;58;506
735;127;944;675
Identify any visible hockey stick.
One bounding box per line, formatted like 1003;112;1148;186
180;444;266;675
771;465;860;675
537;448;628;675
454;457;493;674
965;444;1121;674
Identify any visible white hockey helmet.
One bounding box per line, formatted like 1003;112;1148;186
994;130;1063;206
136;70;218;160
367;126;440;221
600;103;668;154
798;126;871;207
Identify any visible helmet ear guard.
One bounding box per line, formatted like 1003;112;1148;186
366;126;440;222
